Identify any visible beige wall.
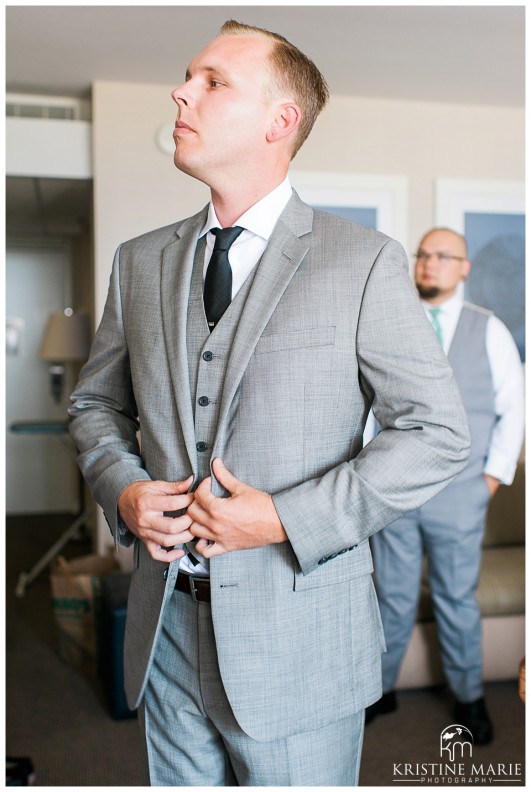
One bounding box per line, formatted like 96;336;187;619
92;80;524;319
301;95;524;251
93;81;208;318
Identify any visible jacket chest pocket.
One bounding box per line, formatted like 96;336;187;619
253;325;336;355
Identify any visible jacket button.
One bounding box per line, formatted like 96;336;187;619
203;351;213;361
196;441;208;452
198;396;210;407
163;568;168;581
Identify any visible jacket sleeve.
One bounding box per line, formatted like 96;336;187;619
68;245;150;547
272;239;471;575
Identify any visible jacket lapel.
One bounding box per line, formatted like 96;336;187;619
214;193;313;455
160;207;208;476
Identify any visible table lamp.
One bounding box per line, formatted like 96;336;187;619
40;308;91;402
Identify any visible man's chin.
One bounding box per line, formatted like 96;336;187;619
416;284;440;300
173;147;196;173
173;152;191;174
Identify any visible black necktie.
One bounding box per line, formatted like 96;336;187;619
203;226;244;330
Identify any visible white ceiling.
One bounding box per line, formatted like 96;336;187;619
5;5;525;237
6;5;525;107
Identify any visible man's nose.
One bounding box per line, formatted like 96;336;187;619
171;84;191;107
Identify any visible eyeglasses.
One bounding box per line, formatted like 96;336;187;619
414;252;467;263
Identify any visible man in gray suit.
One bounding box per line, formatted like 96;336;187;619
69;21;470;786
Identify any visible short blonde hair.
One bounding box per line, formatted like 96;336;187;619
220;20;329;158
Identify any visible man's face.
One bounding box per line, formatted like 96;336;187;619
171;34;277;184
415;230;471;303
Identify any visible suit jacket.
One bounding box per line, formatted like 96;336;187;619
69;191;470;741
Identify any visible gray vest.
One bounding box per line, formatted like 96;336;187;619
446;302;496;484
186;237;257;485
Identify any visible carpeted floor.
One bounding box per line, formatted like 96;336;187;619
6;514;526;786
6;514;149;786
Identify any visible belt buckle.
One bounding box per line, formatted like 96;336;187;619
188;575;200;603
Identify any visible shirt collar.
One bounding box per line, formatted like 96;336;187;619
199;176;292;241
420;292;463;316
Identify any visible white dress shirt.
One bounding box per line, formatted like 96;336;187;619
180;177;293;576
199;176;293;298
420;293;524;485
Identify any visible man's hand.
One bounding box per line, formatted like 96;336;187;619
118;476;195;562
483;474;501;499
187;459;287;559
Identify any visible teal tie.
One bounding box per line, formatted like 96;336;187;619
428;307;444;346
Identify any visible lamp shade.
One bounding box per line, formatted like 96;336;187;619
40;311;91;361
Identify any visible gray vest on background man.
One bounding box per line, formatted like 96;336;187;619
422;302;495;518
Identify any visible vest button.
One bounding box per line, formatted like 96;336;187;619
196;442;208;452
198;396;210;407
203;351;213;361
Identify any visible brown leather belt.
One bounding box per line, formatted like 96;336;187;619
175;573;211;603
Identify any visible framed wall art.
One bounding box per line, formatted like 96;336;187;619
290;170;409;251
436;178;525;361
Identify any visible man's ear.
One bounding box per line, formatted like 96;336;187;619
461;258;472;281
266;103;301;143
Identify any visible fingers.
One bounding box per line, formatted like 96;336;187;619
187;488;213;526
193;475;213;499
143;476;195;514
143;517;195;561
119;477;193;515
187;461;247;554
194;537;225;559
160;475;194;494
119;468;245;562
118;476;197;554
211;458;240;493
148;520;194;546
133;496;195;535
145;541;186;564
190;459;243;514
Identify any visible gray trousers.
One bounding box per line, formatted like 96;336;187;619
371;479;488;703
140;587;365;786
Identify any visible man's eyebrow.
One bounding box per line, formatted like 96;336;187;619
185;64;229;81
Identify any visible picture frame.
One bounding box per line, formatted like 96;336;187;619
290;170;409;251
435;178;525;361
